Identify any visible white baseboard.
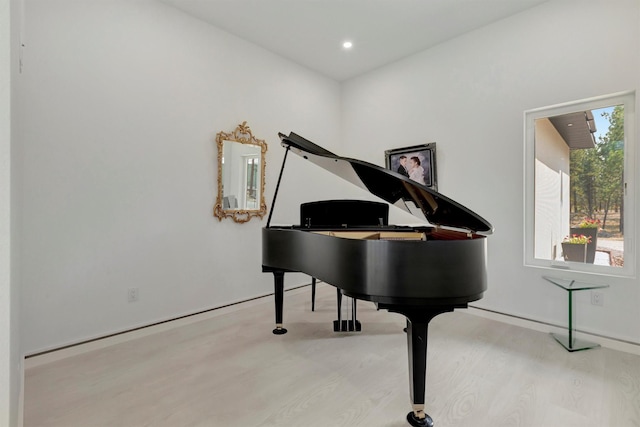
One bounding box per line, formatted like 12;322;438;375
25;285;311;369
467;305;640;356
25;284;640;369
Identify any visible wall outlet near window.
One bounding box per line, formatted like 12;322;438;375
128;287;139;303
591;291;604;306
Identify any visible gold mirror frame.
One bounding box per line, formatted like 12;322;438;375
213;121;268;223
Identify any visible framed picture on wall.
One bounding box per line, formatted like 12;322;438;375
385;143;437;191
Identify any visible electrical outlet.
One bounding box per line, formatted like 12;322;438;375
591;291;604;306
127;287;139;303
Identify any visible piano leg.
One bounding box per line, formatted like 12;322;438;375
311;277;316;311
334;288;343;331
405;317;433;427
379;304;455;427
337;288;342;318
272;271;287;335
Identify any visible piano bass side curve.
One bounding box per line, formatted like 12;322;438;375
263;226;487;305
262;131;492;427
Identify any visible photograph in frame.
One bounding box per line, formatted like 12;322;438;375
385;143;437;191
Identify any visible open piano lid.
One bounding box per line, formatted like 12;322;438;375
280;132;493;234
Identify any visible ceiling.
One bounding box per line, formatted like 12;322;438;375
159;0;548;81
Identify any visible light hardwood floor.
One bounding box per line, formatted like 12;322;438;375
24;283;640;427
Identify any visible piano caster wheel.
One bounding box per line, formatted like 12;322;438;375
272;327;288;335
406;411;433;427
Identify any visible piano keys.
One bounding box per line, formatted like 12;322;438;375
262;132;492;427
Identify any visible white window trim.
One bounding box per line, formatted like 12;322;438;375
524;91;636;278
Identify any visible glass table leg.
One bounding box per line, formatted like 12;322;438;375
551;289;601;352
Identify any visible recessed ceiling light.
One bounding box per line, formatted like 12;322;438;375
342;41;353;49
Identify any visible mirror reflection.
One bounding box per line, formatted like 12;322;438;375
222;141;261;210
214;122;267;223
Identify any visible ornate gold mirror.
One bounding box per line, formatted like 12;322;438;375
213;122;267;223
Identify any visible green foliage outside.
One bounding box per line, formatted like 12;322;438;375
569;106;624;237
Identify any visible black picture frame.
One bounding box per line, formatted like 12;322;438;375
385;143;437;191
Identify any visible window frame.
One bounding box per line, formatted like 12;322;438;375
524;91;636;278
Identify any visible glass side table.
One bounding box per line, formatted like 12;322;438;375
543;276;609;352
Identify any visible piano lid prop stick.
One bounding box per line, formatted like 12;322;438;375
266;146;291;228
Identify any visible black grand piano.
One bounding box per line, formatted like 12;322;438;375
262;132;492;427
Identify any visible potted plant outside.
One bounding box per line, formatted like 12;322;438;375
561;234;591;263
570;218;599;263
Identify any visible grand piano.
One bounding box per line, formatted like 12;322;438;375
262;132;492;427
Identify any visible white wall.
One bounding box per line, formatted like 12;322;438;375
10;0;23;422
1;0;23;422
0;0;11;418
18;0;640;358
342;1;640;343
19;0;342;354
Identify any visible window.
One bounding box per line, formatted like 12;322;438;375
524;91;635;277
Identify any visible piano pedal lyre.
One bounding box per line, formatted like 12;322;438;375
333;319;362;332
333;289;361;332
